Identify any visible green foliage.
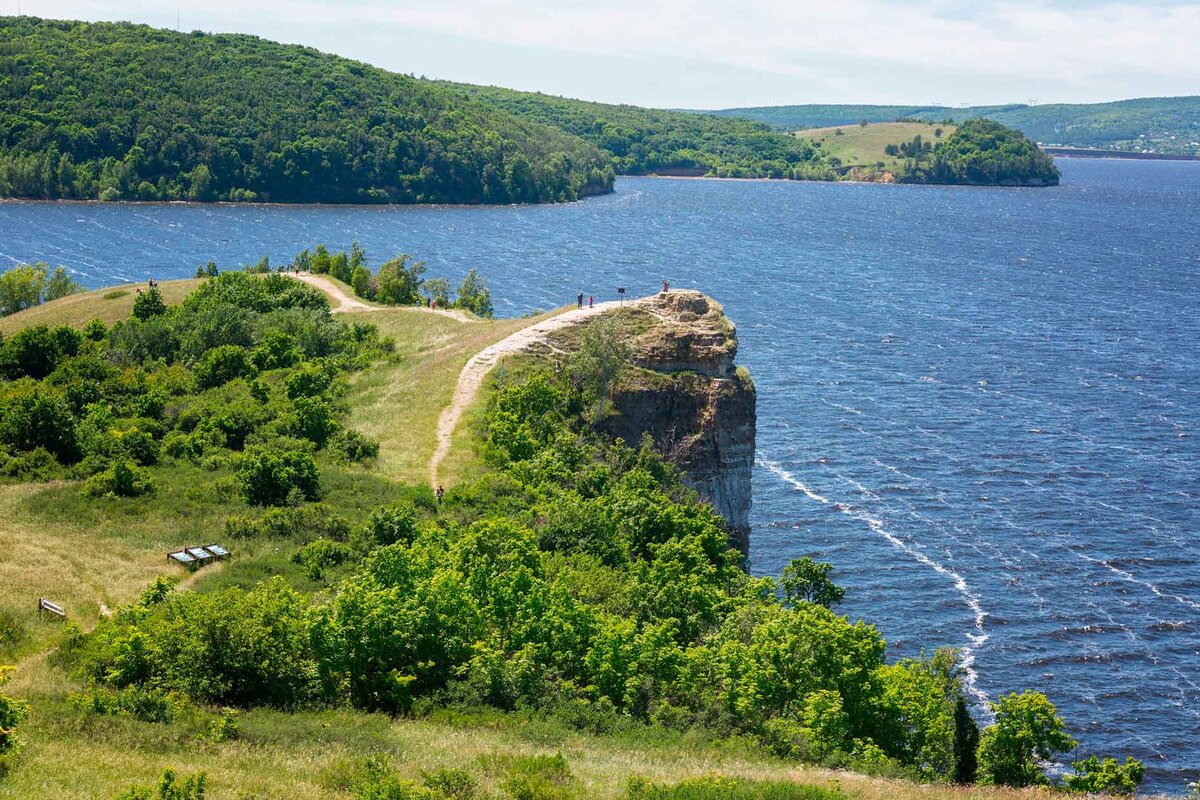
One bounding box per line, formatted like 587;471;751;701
132;287;168;320
0;665;29;758
238;446;320;506
224;503;351;542
293;538;353;581
114;769;206;800
446;83;832;180
192;345;255;389
977;690;1077;787
0;19;611;204
69;685;186;724
625;775;844;800
78;577;317;707
375;255;426;306
501;753;576;800
903;119;1059;186
780;557;844;608
454;270;493;318
567;315;631;423
422;277;451;307
1063;755;1145;795
84;460;156;498
0;324;80;379
0;262;82;316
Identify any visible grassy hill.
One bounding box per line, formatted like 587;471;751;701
699;97;1200;156
0;17;612;204
795;121;957;176
0;275;1089;800
794;120;1058;186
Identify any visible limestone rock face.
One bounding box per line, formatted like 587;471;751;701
594;291;756;554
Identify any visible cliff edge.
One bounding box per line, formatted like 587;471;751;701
557;291;756;554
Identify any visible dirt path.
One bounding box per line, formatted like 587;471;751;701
429;298;641;487
288;273;475;320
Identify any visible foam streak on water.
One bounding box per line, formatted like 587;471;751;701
760;458;993;713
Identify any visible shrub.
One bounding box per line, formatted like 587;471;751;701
193;345;255;389
1063;755;1145;795
501;754;575;800
0;665;29;758
293;538;352;581
354;503;418;550
132;287;168;320
0;389;80;462
251;330;300;371
977;691;1076;787
624;776;845;800
454;269;493;318
69;685;186;724
224;503;350;541
238;446;320;506
85;460;156;498
287;396;338;447
0;324;78;379
115;768;206;800
332;428;380;463
82;318;108;341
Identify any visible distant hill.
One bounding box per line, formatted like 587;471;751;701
439;82;836;180
795;120;1058;186
698;97;1200;156
0;17;612;204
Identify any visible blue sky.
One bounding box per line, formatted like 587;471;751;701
21;1;1200;108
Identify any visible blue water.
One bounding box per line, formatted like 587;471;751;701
3;159;1199;792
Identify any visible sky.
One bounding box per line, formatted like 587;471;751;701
15;0;1200;108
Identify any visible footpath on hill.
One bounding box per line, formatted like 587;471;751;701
288;272;476;320
430;297;640;486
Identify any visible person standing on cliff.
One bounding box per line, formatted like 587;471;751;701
588;295;594;309
577;291;584;308
662;279;670;293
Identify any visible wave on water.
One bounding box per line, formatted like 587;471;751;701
759;457;993;715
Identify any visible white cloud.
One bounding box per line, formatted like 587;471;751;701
20;0;1200;105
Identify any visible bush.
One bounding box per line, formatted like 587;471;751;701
0;665;29;758
224;503;350;541
70;685;187;724
332;428;380;463
501;754;575;800
624;776;844;800
1063;755;1145;795
115;769;206;800
0;324;79;379
355;503;418;550
977;691;1076;787
132;287;168;320
238;446;320;506
193;345;255;389
293;538;352;581
85;460;156;498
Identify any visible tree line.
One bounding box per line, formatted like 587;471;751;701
0;18;612;204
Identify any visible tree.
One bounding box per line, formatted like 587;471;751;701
192;345;254;388
567;314;630;423
1064;755;1144;795
132;287;168;320
0;264;46;316
977;690;1076;787
350;266;374;300
187;164;214;201
44;266;82;301
952;696;979;784
239;447;320;506
375;255;425;305
422;277;451;307
454;269;493;317
780;556;844;607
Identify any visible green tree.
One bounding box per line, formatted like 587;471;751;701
454;269;493;317
375;255;426;305
952;696;979;784
192;345;255;388
977;690;1076;787
44;266;82;301
780;556;844;607
567;314;631;423
1063;755;1145;795
350;266;374;300
132;287;168;320
0;263;48;316
422;276;451;307
239;447;320;506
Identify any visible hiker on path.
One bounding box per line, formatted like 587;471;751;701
588;295;594;309
662;279;670;293
436;484;444;504
577;292;584;308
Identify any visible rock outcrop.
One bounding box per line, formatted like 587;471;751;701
589;291;756;554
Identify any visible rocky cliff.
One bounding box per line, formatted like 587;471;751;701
584;291;756;554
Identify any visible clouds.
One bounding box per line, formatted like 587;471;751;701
19;0;1200;106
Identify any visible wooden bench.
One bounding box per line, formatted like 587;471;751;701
37;597;66;620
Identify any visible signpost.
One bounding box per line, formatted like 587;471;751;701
617;287;625;307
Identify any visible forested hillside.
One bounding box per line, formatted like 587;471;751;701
0;17;613;204
700;97;1200;156
898;120;1059;186
442;82;837;180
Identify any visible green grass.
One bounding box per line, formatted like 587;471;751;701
0;279;202;335
796;122;957;174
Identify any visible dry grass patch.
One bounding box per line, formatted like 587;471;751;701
0;279;202;334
